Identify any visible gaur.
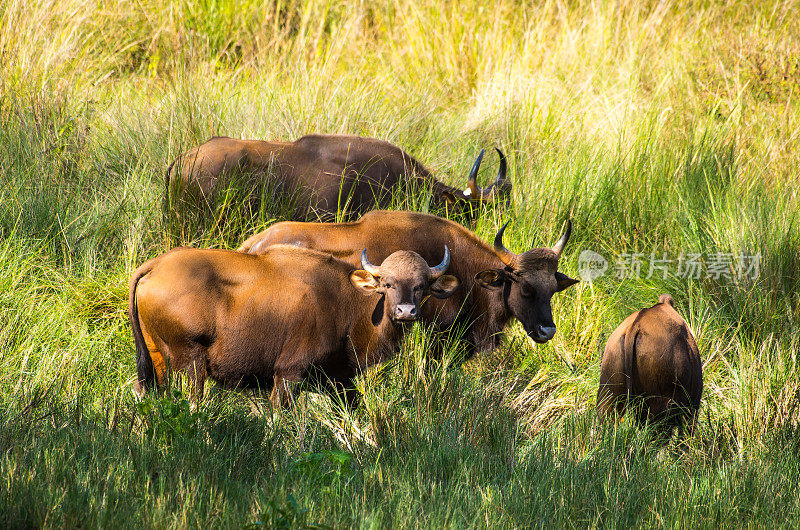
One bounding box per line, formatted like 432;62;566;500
165;134;509;223
128;244;459;407
597;294;703;433
238;210;579;357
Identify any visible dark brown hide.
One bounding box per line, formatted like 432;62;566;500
165;134;509;222
128;245;458;407
597;294;703;432
238;210;578;357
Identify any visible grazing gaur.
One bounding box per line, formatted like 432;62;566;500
238;210;579;357
128;245;459;407
597;294;703;433
165;134;510;223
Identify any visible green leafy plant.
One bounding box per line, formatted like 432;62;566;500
135;389;207;445
293;449;354;485
246;494;330;530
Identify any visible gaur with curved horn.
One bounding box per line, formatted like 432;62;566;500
239;211;578;357
129;245;460;407
165;135;512;228
428;245;450;279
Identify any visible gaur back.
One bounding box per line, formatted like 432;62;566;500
597;294;703;433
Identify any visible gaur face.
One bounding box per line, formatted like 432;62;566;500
475;221;579;344
350;247;460;324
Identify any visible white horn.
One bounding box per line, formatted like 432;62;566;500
429;245;450;279
551;219;572;258
361;248;381;277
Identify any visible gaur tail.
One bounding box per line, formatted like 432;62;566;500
129;260;157;396
623;328;640;400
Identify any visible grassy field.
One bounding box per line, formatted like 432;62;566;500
2;0;800;527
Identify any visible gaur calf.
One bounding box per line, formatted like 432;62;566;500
597;294;703;433
165;134;509;224
239;210;579;358
128;245;459;407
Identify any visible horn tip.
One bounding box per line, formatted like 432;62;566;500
468;150;485;182
493;149;508;189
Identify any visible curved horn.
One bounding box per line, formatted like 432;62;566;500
490;147;508;196
493;221;517;267
469;148;509;201
429;245;450;279
361;248;381;277
466;149;485;198
551;219;572;259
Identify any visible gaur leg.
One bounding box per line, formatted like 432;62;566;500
596;388;626;421
271;370;304;409
186;357;207;408
638;396;667;425
329;378;360;411
596;371;628;421
639;396;679;442
667;399;699;440
423;321;473;364
675;379;701;437
307;363;360;411
683;405;699;437
160;340;205;406
597;343;630;422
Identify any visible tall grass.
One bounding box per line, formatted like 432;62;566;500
1;0;799;527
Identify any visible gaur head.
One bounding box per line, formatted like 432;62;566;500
350;247;460;324
475;220;579;344
440;148;512;210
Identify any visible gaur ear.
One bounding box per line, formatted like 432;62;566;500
429;274;460;299
555;271;579;291
350;270;380;295
475;269;508;290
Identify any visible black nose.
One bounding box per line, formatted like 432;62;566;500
530;324;557;343
394;304;417;320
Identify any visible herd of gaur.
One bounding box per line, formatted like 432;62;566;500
130;134;703;436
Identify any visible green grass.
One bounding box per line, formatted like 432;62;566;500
1;0;800;527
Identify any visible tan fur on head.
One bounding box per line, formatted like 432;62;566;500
659;293;675;307
379;251;432;278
